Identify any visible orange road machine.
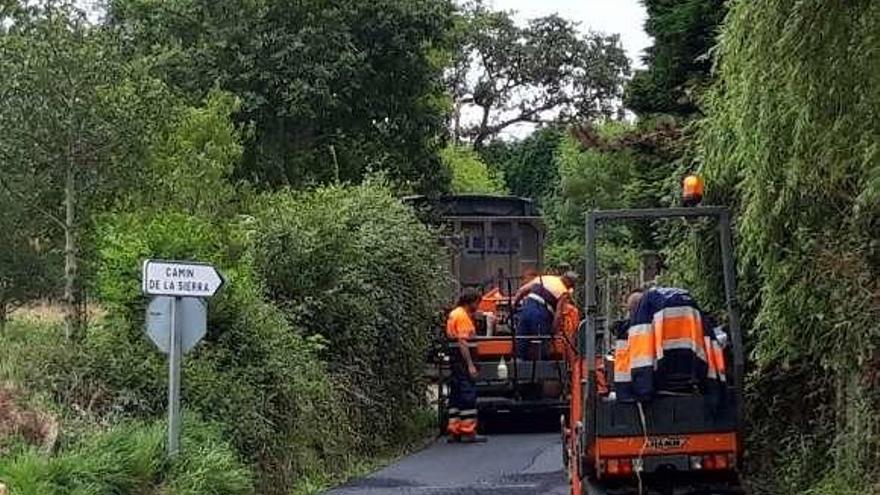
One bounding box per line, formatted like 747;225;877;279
565;206;746;495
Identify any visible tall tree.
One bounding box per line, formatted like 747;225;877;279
108;0;456;194
0;2;168;337
448;4;630;147
625;0;726;116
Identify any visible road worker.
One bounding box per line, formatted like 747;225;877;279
613;286;727;405
512;271;578;359
445;288;488;443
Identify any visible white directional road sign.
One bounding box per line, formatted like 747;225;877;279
141;259;224;457
146;297;207;354
142;260;224;298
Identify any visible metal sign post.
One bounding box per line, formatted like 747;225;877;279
142;260;224;457
167;297;182;456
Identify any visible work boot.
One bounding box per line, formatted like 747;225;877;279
460;434;488;444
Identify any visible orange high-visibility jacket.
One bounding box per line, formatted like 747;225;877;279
614;287;726;402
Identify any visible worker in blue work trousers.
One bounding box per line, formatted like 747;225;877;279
446;288;488;443
512;271;578;359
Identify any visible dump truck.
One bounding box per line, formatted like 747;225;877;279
565;205;746;495
405;194;572;432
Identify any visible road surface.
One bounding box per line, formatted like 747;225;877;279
325;433;568;495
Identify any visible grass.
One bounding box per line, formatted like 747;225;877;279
0;420;253;495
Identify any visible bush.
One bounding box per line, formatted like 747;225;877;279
57;211;353;492
1;198;445;492
251;183;450;453
480;127;564;202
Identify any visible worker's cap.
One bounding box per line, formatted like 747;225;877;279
561;271;579;287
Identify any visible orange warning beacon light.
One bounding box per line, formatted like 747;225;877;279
682;174;704;207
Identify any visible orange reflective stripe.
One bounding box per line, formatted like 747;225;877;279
458;419;477;436
627;324;655;369
653;307;707;362
614;340;631;381
705;338;727;381
447;417;461;436
713;344;727;373
655;315;701;340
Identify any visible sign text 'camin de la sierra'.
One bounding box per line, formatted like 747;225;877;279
142;260;224;298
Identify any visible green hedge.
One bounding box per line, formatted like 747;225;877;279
251;183;451;453
91;211;356;492
1;184;450;493
694;2;880;493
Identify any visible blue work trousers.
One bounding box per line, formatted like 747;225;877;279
516;298;553;359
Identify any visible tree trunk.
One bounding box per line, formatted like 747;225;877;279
63;165;79;340
473;105;491;149
452;100;462;144
0;302;7;333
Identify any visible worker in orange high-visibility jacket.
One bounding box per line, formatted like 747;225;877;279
614;286;727;404
512;271;578;359
445;288;488;443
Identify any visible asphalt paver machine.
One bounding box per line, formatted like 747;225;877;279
406;195;572;432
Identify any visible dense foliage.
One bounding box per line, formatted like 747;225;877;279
108;0;456;194
625;0;726;116
695;2;880;492
480;128;564;202
0;191;54;327
3;212;343;493
441;145;506;194
251;184;452;453
540;122;682;276
0;182;449;494
0;4;176;336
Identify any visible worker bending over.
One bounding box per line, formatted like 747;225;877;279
513;271;578;359
445;288;488;443
614;286;727;405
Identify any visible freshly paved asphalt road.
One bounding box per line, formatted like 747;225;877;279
325;433;569;495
